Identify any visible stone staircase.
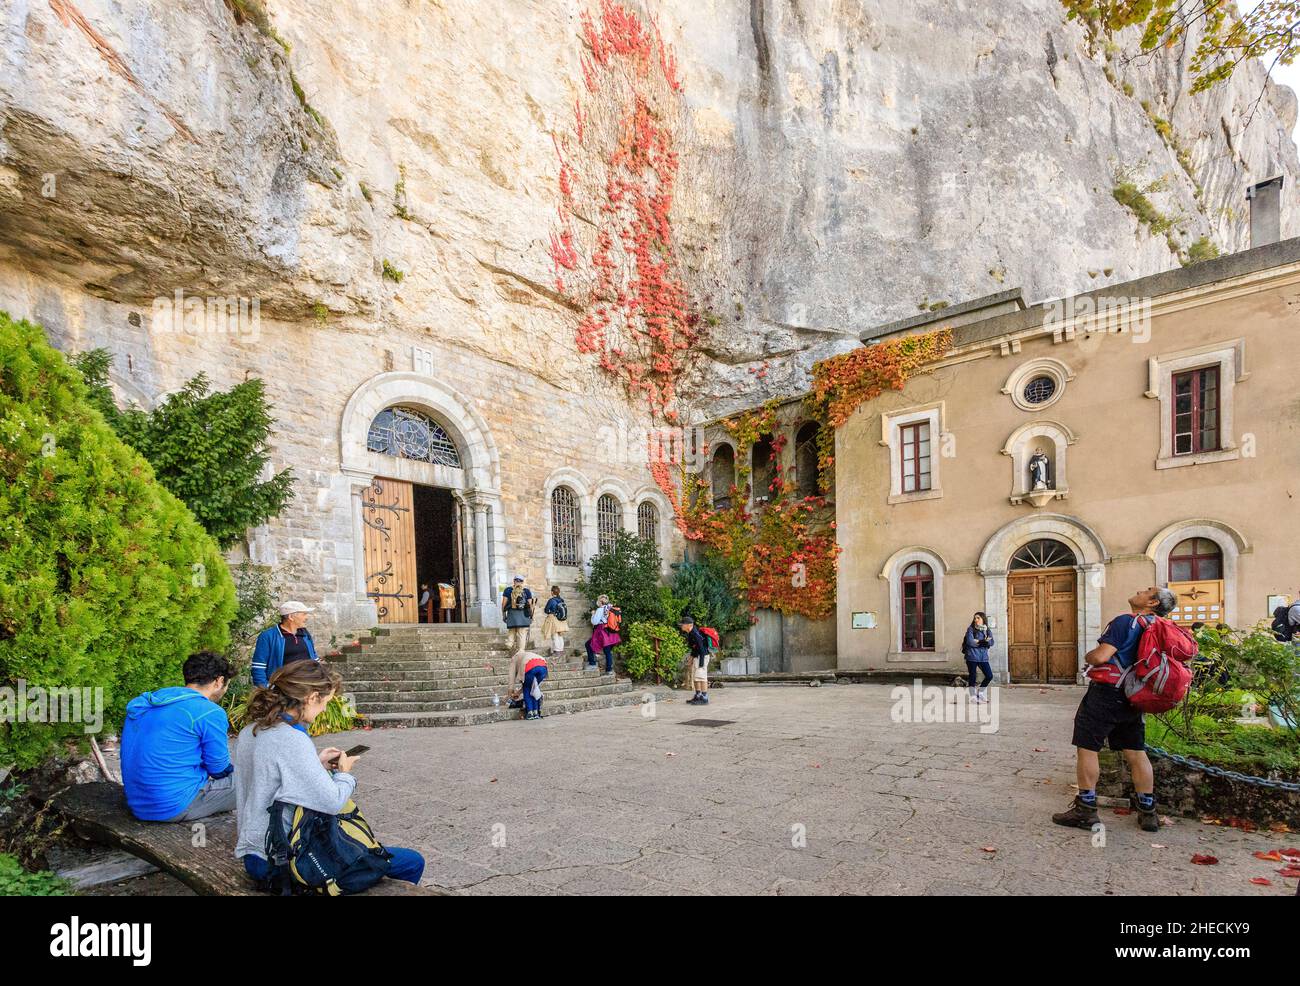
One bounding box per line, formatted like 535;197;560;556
332;625;643;727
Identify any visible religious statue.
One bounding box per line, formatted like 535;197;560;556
1028;448;1051;491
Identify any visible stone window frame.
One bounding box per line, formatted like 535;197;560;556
879;546;950;662
1001;357;1075;412
1143;519;1249;627
1144;339;1247;470
879;402;946;505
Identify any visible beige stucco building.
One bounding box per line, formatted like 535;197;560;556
833;238;1300;682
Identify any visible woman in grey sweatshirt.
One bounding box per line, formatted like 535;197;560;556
233;660;425;885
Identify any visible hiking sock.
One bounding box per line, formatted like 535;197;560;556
1078;789;1097;807
1135;792;1155;811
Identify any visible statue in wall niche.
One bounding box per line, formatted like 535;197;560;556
1028;447;1051;491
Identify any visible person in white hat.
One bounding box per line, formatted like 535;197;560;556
250;601;320;687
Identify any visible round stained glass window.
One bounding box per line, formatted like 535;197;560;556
1023;376;1056;405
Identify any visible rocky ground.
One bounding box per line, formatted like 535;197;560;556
294;682;1296;895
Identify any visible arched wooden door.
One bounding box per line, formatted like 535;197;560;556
1006;540;1078;683
362;478;417;623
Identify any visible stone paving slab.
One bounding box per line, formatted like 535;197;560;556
324;683;1299;896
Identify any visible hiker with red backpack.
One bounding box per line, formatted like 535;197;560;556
1053;586;1193;834
679;615;718;705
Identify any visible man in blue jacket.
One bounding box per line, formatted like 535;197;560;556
250;600;319;688
121;651;236;822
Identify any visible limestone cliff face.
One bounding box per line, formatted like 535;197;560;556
1;0;1297;420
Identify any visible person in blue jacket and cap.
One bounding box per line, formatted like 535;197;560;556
121;651;237;822
250;600;320;688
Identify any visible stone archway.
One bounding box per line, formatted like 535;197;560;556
339;372;505;627
978;514;1110;683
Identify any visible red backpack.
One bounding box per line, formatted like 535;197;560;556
699;626;720;650
1116;615;1198;713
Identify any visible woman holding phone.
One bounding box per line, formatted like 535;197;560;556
961;611;995;704
233;660;425;886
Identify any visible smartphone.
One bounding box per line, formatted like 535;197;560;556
344;744;370;757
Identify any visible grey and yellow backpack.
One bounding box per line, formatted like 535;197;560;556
263;798;392;895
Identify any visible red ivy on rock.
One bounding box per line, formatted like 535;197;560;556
549;0;694;418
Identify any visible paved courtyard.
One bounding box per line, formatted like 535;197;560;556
332;683;1298;895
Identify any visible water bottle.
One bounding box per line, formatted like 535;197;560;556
491;691;500;708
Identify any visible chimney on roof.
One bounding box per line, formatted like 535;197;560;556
1247;176;1283;248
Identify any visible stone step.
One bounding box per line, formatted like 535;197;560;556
338;641;506;655
356;681;636;714
364;690;647;728
338;660;540;676
337;653;519;669
341;667;607;690
347;679;626;705
367;627;504;640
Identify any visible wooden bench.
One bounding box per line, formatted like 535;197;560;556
52;782;444;896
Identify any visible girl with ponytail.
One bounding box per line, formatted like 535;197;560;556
232;661;426;886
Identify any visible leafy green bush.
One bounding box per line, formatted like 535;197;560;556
621;621;688;685
1149;623;1299;774
576;530;666;628
670;557;749;635
0;313;236;767
73;354;295;549
0;853;71;896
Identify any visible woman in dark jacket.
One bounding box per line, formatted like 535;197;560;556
962;612;994;704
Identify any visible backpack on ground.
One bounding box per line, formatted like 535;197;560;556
1271;605;1294;643
263;798;392;896
554;599;568;622
1117;614;1198;714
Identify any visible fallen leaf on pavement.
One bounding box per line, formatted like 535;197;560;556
1280;848;1300;860
980;846;997;853
1190;854;1219;865
1113;808;1133;816
1267;822;1292;833
811;763;821;768
1151;843;1167;849
1249;878;1272;886
1033;747;1047;753
1254;850;1283;862
1278;866;1300;878
665;752;676;757
1160;816;1176;826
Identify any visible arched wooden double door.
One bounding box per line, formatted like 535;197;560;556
1006;540;1078;683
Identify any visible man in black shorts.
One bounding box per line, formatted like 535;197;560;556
1052;586;1177;834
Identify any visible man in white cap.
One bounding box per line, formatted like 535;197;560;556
250;601;320;687
501;575;535;700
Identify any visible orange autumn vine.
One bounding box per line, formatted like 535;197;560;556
549;0;694;420
804;328;954;492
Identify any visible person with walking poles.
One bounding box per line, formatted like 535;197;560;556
961;611;994;704
1052;586;1178;834
502;575;535;698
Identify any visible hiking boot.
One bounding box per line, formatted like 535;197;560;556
1051;796;1100;829
1137;808;1159;832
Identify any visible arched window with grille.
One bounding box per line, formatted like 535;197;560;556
597;494;623;555
711;444;735;508
366;406;462;467
551;487;581;566
795;422;820;497
637;501;658;545
751;435;776;502
900;561;935;652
